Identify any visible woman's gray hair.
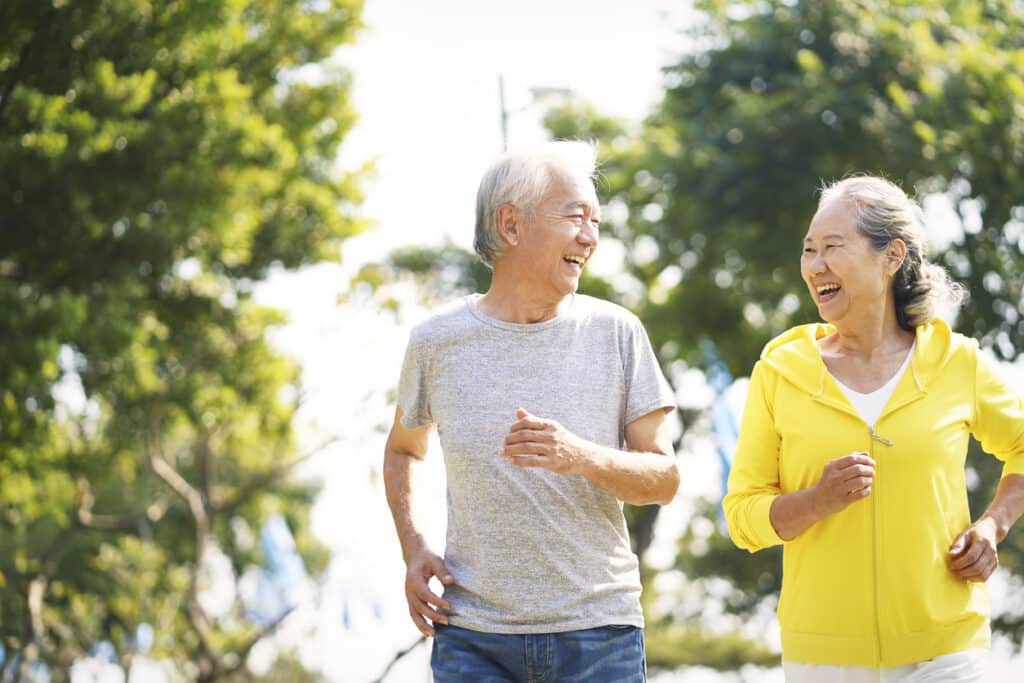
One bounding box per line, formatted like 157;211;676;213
474;140;598;268
819;176;965;330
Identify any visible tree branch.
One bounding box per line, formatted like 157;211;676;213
371;636;426;683
148;446;218;673
217;605;298;679
27;577;57;662
211;436;339;516
75;477;136;530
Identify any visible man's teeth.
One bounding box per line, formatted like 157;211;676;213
564;256;584;265
817;284;840;295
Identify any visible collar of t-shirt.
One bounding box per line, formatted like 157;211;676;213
832;340;917;427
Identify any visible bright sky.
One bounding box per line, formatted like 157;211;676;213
245;2;1024;682
334;0;692;272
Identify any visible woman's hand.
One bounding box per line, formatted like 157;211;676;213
948;518;1000;582
810;452;876;516
769;452;876;541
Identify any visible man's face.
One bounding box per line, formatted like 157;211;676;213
515;170;601;299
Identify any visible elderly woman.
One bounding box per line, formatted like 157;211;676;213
724;176;1024;681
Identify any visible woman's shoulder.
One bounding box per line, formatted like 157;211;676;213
759;323;829;360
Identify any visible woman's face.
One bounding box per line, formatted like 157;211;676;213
801;200;896;327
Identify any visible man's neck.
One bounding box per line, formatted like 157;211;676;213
477;270;572;324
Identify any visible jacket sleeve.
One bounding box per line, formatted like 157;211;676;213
723;360;785;552
971;349;1024;478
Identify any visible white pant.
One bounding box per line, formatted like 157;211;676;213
782;649;987;682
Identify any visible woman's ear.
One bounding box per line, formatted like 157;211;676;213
496;203;519;247
887;238;907;275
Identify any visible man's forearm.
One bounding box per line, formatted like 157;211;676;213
578;444;679;506
383;447;429;561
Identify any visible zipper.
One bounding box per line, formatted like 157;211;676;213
869;427;893;446
869;425;893;665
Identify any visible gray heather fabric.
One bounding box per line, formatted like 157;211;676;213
397;293;676;634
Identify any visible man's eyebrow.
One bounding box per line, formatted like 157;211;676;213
804;233;845;242
565;200;600;214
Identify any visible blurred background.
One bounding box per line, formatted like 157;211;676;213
2;0;1024;681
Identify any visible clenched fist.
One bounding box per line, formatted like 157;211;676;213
811;452;876;516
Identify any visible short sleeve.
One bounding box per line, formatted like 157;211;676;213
622;316;677;425
971;349;1024;478
397;335;433;429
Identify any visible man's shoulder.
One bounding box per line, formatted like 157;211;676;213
573;295;643;328
407;296;474;347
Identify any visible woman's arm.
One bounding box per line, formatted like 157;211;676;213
769;452;875;540
949;474;1024;581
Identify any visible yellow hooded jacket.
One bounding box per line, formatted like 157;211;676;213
723;319;1024;667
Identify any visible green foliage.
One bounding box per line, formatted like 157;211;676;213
645;626;778;671
221;653;320;683
673;501;782;617
0;0;363;679
548;0;1024;374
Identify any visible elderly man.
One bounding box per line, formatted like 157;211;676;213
383;140;679;682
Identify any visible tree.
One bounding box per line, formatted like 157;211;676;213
0;0;365;679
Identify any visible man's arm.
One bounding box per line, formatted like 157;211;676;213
501;407;679;505
383;406;452;637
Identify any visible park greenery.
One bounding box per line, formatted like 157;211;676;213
1;0;364;679
4;0;1024;679
366;0;1024;670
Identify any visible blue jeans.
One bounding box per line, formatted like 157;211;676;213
431;623;646;683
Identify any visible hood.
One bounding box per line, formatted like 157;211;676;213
759;318;955;396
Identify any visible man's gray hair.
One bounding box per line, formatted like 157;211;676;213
819;176;965;330
474;140;598;268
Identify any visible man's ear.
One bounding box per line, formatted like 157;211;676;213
496;203;520;247
887;238;907;275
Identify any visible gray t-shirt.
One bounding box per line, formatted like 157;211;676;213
398;293;676;634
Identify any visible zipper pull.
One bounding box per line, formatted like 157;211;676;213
869;427;893;446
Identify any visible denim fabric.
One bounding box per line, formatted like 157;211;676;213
431;623;646;683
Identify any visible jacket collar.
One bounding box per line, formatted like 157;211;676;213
758;318;954;401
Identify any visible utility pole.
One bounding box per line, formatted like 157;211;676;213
498;74;509;152
498;75;572;152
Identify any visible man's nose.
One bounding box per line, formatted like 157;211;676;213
578;222;599;246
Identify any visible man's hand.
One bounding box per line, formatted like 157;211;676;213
948;517;1000;582
404;545;454;637
501;408;589;474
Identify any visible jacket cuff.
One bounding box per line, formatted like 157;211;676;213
1001;455;1024;478
750;495;785;548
